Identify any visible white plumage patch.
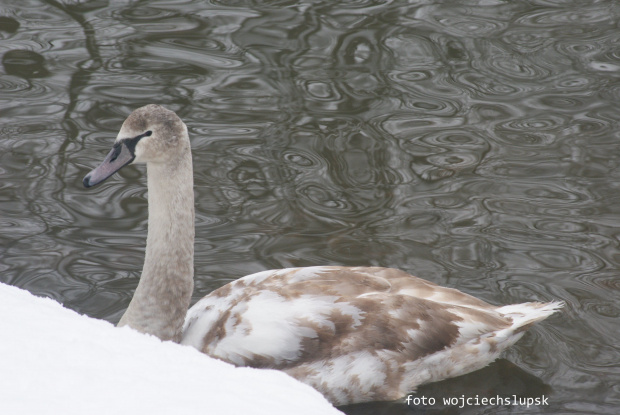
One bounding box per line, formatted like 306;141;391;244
209;291;364;365
237;270;274;285
287;351;388;404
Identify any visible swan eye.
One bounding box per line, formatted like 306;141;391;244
117;131;152;158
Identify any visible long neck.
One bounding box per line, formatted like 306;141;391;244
118;149;195;342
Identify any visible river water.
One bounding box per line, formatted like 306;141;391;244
1;1;619;413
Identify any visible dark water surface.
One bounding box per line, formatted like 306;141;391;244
2;0;620;413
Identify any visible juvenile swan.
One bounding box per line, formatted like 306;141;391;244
83;105;562;405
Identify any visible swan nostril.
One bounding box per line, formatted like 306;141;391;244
109;142;123;163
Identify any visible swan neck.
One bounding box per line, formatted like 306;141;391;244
118;150;195;342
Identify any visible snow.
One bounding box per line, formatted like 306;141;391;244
0;283;342;415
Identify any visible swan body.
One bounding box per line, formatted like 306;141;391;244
83;104;562;406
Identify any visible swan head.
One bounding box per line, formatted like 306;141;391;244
83;104;188;188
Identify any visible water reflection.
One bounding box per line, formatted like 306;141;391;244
2;49;49;78
2;0;620;413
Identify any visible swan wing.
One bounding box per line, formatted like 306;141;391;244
181;266;510;367
180;266;560;404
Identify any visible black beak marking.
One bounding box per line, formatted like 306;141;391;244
83;130;152;188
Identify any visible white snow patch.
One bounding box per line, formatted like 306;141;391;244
0;283;341;415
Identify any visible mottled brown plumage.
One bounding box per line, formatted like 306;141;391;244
182;266;562;404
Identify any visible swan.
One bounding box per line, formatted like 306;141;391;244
83;104;563;405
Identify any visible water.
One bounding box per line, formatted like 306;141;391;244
2;0;620;413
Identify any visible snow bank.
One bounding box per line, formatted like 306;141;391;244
0;283;341;415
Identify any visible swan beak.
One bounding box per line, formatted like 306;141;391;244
83;141;135;188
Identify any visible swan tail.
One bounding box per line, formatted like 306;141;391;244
497;301;564;333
